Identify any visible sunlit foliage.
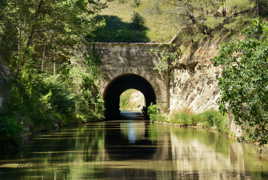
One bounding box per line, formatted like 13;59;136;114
0;0;106;138
213;19;268;146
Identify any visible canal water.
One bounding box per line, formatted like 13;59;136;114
0;120;268;180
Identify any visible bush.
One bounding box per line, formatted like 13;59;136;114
169;111;192;124
0;115;22;138
1;58;104;138
169;108;198;125
150;105;228;133
213;20;268;145
199;110;228;132
148;104;167;122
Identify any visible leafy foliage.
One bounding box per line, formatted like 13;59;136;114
0;0;106;138
167;109;228;132
0;115;22;138
148;105;228;133
147;104;168;122
213;19;268;146
151;45;181;74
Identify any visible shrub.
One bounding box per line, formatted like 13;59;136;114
1;58;104;138
199;110;228;132
0;115;22;138
148;104;167;122
213;20;268;145
150;105;228;133
169;108;200;125
169;111;193;124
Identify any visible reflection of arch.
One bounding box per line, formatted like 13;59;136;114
105;121;156;160
104;74;156;120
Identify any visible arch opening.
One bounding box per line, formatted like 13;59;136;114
119;89;145;112
104;74;156;120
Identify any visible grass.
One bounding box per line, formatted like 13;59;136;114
169;109;229;133
98;0;178;42
98;0;261;42
148;106;229;134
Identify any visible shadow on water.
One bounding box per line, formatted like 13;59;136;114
120;111;144;120
87;15;150;42
0;119;268;180
105;120;156;160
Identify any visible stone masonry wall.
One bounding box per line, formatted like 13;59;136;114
91;43;170;111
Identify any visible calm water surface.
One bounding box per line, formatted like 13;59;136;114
0;120;268;180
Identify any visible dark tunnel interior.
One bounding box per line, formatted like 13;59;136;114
104;74;156;120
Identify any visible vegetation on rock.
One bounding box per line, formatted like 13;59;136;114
213;19;268;146
148;105;228;133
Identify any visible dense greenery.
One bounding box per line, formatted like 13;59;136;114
0;0;106;139
213;19;268;146
148;105;228;133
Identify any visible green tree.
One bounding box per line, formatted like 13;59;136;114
169;0;254;35
0;0;106;138
213;19;268;146
0;0;106;73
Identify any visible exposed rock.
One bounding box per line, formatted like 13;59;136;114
169;34;244;137
170;64;221;113
169;34;227;113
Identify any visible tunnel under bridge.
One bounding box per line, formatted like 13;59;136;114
90;43;170;120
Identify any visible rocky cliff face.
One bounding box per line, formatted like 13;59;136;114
170;34;243;137
169;36;224;113
170;64;221;113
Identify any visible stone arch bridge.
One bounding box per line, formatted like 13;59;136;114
90;43;171;119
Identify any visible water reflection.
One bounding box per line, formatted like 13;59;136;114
105;120;156;160
0;120;267;180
